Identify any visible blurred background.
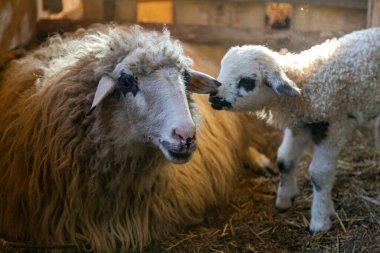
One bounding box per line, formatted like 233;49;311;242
1;0;379;56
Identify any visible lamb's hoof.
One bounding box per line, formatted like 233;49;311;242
309;218;331;233
275;195;296;210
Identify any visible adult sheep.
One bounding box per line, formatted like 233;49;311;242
208;28;380;232
0;25;270;252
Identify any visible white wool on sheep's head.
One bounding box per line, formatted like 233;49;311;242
210;45;300;112
73;26;220;164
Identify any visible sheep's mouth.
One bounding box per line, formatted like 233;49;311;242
168;150;193;161
158;140;196;164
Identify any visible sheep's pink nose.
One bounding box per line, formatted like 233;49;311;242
173;127;196;145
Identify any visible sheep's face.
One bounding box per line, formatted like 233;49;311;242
91;64;219;164
209;46;300;112
121;66;198;164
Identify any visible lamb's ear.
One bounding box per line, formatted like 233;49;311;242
265;71;301;97
89;75;116;112
184;69;221;94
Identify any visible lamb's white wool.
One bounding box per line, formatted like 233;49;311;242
211;28;380;232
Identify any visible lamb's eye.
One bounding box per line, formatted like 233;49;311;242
118;71;139;96
238;77;256;92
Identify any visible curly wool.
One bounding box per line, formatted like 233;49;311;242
0;25;267;252
259;28;380;130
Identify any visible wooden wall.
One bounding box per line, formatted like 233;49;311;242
1;0;377;57
292;4;367;31
82;0;137;22
172;0;367;32
173;0;265;29
0;0;37;54
77;0;373;33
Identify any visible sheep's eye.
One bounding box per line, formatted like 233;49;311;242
118;71;139;96
238;77;256;92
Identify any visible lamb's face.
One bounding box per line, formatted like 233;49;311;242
91;64;219;164
209;46;300;112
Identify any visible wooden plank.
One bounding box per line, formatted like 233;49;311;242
173;0;265;29
36;19;344;52
292;4;367;32
201;0;368;10
82;0;103;20
367;0;380;27
137;0;172;24
115;0;137;22
103;0;115;21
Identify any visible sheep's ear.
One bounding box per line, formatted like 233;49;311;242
184;69;221;94
265;71;301;97
90;75;116;112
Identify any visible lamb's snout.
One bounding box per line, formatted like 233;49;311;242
209;94;232;110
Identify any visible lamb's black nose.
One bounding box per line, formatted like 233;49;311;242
209;95;232;110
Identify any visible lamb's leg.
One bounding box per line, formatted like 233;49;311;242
308;122;353;232
308;144;339;232
374;115;380;152
275;128;311;209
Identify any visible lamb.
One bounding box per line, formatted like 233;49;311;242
208;28;380;232
0;25;269;252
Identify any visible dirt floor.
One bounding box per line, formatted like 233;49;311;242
147;120;380;253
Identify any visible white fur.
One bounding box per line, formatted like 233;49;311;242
215;28;380;232
275;128;311;209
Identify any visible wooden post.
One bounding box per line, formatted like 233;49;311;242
367;0;380;27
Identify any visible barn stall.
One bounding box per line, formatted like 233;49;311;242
0;0;379;252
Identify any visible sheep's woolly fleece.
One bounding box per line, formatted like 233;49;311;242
0;25;267;252
41;25;192;80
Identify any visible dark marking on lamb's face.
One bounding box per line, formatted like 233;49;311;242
277;159;294;174
311;176;322;192
118;71;139;96
304;121;329;145
347;114;356;119
208;96;232;110
237;77;256;92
